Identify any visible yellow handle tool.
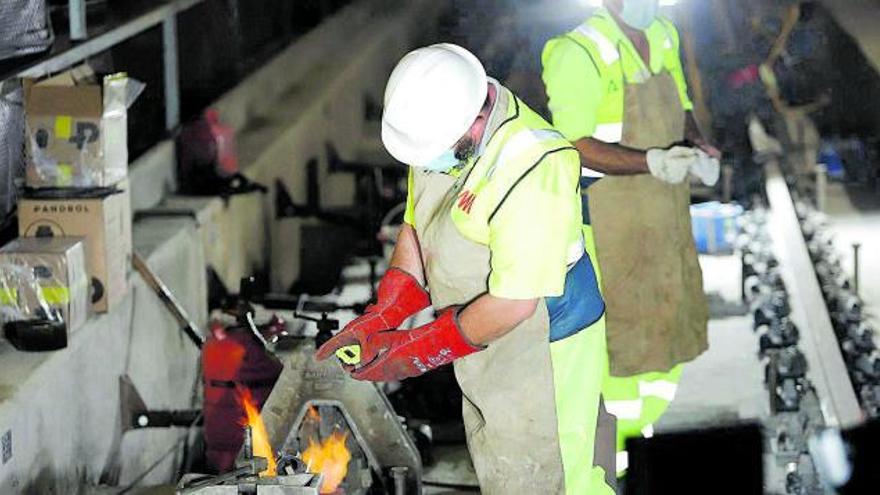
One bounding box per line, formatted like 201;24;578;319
335;345;361;365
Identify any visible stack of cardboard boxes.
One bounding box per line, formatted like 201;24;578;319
0;65;135;349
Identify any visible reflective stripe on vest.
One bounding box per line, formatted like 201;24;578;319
567;235;586;265
658;18;675;50
574;16;676;67
638;379;679;401
616;451;629;473
581;166;604;179
489;128;564;178
569;18;677;144
485;126;585;264
593;122;624;143
574;24;620;65
605;398;643;420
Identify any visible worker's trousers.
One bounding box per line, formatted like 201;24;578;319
602;365;683;473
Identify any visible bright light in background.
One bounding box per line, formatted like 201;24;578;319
580;0;679;6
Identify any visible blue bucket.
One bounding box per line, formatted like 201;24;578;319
691;202;743;254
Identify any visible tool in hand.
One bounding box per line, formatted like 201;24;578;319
336;344;361;365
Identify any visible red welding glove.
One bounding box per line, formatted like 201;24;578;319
350;307;482;382
315;267;430;361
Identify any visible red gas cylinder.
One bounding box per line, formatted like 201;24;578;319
177;108;239;194
203;109;238;177
202;321;283;472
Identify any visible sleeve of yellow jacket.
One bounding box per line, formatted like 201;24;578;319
541;36;605;142
487;149;580;299
403;166;416;226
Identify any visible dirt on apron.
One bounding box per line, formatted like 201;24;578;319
587;71;709;377
410;165;613;494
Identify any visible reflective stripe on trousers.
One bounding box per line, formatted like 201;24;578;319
603;366;684;459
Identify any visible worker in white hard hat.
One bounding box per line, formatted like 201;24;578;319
541;0;718;474
317;43;616;494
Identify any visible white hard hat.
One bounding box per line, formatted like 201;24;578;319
381;43;488;167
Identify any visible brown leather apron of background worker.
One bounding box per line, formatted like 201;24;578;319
587;69;709;376
410;162;615;494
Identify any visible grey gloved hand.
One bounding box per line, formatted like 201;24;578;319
690;150;721;186
645;146;697;184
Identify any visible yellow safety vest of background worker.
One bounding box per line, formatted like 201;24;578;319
317;43;617;494
542;0;720;474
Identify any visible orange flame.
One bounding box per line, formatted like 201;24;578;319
302;430;352;494
307;405;320;422
237;387;277;477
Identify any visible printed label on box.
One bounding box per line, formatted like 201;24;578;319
1;430;11;464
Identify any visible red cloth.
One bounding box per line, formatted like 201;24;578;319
727;65;759;90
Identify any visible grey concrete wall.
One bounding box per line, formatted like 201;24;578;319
0;0;444;491
129;0;443;292
0;217;205;494
214;0;443;292
129;140;176;213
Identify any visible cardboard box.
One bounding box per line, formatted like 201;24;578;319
0;237;89;336
18;182;132;312
24;65;135;188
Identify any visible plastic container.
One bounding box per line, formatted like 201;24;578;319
691;202;744;255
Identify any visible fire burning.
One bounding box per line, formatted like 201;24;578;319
301;406;352;494
307;404;320;422
237;387;277;477
303;430;351;494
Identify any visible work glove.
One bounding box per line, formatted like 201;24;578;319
315;268;430;361
645;146;698;184
690;150;721;186
349;308;482;382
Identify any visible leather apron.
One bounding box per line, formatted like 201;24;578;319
411;164;615;493
587;70;709;376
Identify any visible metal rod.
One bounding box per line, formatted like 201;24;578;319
391;466;408;495
69;0;88;41
162;15;180;131
853;243;861;296
722;163;734;203
245;311;271;350
765;161;863;428
243;425;254;460
132;252;205;348
227;0;245;77
815;163;827;212
132;409;202;428
178;460;265;495
14;0;205;79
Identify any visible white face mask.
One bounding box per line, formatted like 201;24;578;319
619;0;659;30
422;149;461;173
420;137;477;173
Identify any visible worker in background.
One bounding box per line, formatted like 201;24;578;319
758;2;830;184
317;43;616;494
541;0;719;474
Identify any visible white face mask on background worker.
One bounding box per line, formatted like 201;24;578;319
617;0;659;30
381;43;488;173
